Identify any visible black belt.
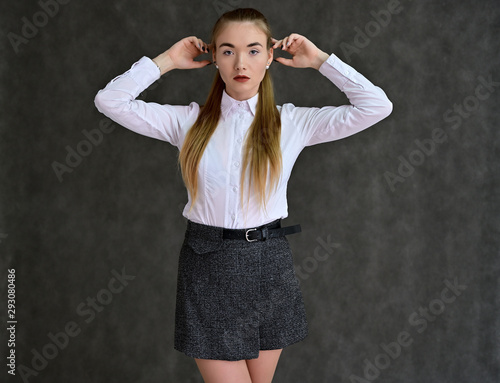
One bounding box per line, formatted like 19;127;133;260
222;219;301;242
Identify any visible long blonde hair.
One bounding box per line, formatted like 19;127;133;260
178;8;282;214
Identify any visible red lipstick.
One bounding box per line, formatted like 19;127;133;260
234;75;250;82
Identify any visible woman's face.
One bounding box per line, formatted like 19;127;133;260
213;21;273;101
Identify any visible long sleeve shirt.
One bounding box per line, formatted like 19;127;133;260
94;53;392;229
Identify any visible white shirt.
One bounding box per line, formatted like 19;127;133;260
94;53;392;229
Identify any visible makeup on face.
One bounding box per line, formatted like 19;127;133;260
214;22;272;100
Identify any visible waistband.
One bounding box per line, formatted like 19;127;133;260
187;219;301;242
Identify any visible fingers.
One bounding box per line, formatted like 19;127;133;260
187;36;210;53
272;34;302;68
197;37;210;53
272;37;283;50
173;36;212;70
272;33;302;51
191;59;212;68
274;56;294;67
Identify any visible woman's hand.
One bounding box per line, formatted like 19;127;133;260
153;36;212;75
272;33;329;70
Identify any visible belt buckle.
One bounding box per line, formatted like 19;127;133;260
245;228;258;242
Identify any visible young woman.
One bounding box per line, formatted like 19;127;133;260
95;8;392;383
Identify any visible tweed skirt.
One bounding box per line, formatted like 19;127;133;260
174;218;308;361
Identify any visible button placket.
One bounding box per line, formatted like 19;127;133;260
225;102;253;227
231;117;240;209
228;111;242;225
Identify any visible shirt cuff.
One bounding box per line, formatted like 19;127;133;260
115;56;161;90
318;53;360;90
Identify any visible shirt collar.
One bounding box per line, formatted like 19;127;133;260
221;90;258;120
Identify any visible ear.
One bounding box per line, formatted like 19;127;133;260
268;47;273;64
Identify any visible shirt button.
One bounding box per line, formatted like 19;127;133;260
237;138;242;143
232;186;238;192
231;214;236;220
234;161;240;167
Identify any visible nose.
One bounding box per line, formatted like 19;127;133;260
235;53;246;71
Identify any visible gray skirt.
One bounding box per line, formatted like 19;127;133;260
174;219;308;361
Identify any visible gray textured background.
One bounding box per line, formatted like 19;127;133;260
1;0;499;382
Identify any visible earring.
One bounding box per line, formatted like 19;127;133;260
266;62;270;70
214;61;218;69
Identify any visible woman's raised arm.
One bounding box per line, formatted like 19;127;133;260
93;36;211;146
272;33;392;146
153;36;212;75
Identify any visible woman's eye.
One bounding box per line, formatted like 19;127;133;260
221;49;259;56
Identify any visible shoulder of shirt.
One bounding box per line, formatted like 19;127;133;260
277;102;314;113
152;100;200;111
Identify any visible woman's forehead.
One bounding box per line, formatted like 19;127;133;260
216;22;267;45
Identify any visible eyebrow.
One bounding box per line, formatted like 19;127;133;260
218;42;263;49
